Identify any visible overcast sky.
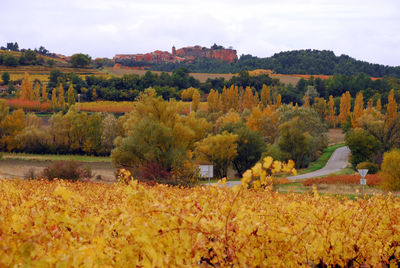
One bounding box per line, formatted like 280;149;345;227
1;0;400;66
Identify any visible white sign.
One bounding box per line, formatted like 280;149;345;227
357;169;368;178
199;165;213;178
360;179;367;185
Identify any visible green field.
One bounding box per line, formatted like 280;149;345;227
2;152;111;162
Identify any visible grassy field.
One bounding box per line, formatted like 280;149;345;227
104;67;325;85
2;152;111;162
105;67;236;83
0;65;108;83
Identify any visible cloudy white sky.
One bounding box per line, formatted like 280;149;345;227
1;0;400;66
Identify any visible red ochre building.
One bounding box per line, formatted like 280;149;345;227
114;45;238;64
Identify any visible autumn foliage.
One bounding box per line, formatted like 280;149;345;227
2;178;400;266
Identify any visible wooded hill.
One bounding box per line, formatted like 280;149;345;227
119;49;400;77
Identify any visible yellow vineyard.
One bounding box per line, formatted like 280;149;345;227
1;178;400;266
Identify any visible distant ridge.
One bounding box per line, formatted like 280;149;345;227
117;48;400;77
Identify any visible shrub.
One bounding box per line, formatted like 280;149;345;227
302;174;383;187
381;149;400;191
356;161;379;174
41;161;92;181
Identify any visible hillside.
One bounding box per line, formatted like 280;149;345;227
119;49;400;78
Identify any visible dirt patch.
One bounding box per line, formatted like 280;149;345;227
0;159;117;182
328;128;345;145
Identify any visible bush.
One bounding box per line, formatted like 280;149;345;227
41;161;92;181
381;149;400;191
356;161;379;174
302;174;383;187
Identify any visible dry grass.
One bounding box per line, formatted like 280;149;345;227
327;128;345;145
0;159;116;182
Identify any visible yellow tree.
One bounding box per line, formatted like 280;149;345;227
376;98;382;112
207;89;220;113
328;95;336;128
20;72;33;100
339;91;351;124
67;83;76;106
216;109;241;129
351;91;364;127
51;88;58;109
194;132;239;178
41;84;48;102
302;94;310;108
33;81;41;101
243;86;255;110
254;91;259;106
220;86;229;112
58;84;66;110
275;94;282;108
312;97;327;123
386;89;398;123
0;109;26;151
191;89;200;112
260;84;271;108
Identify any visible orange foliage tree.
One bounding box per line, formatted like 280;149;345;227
339;91;351;124
351;91;364;127
386;89;398;124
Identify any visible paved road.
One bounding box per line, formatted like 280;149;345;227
287;146;350;180
208;146;350;187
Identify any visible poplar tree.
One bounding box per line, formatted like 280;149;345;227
20;72;33;100
243;86;255;110
376;98;382;112
339;91;351;124
302;94;310;108
260;84;271;108
328;95;336;128
58;84;65;110
191;89;200;112
276;94;282;108
351;91;364;127
386;89;398;123
51;88;57;108
41;84;48;102
33;81;40;101
67;84;76;106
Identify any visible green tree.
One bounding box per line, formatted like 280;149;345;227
111;90;200;185
101;114;118;154
1;72;10;85
3;54;18;67
278;117;313;169
221;122;266;176
345;128;381;168
70;53;92;68
278;105;328;162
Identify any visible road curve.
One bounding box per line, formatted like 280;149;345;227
287;146;350;180
207;146;350;187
